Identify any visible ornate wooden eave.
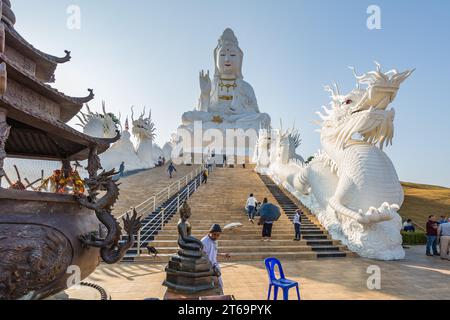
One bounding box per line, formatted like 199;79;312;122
3;23;71;83
0;95;120;161
0;53;94;122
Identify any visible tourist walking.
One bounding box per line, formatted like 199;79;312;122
426;215;439;256
437;218;450;260
118;161;125;177
293;209;302;241
246;193;258;223
167;162;177;179
202;168;208;184
201;224;231;294
259;198;274;241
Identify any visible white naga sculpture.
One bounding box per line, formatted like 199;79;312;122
253;129;271;171
290;64;414;260
132;107;157;168
76;102;119;139
78;105;159;171
254;123;304;187
180;28;271;133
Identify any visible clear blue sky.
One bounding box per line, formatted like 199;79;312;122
11;0;450;187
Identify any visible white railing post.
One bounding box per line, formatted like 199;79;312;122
153;196;156;212
187;184;190;199
178;180;181;191
161;208;165;231
137;230;141;257
177;193;180;212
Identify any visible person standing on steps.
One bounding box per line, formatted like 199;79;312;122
167;162;177;179
246;193;258;223
293;209;302;241
201;224;231;294
259;198;274;242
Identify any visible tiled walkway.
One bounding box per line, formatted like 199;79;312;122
67;246;450;300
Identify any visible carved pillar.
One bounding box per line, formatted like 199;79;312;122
0;107;10;185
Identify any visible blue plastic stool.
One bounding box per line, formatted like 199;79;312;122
264;257;300;300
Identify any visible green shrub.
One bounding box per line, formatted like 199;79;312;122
401;231;427;245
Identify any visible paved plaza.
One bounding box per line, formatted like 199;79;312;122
66;246;449;300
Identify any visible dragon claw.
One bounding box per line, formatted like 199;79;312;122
357;202;400;224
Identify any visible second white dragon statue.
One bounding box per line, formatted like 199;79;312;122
255;63;414;260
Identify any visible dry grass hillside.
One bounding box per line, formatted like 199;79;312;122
400;182;450;230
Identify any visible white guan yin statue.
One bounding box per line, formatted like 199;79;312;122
289;63;414;260
179;28;271;134
132;107;157;168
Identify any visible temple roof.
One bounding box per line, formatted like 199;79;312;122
1;95;120;161
0;52;94;122
3;23;72;83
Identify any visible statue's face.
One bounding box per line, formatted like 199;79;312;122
217;46;240;77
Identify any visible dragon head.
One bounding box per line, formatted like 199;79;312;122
131;107;156;142
77;101;120;139
318;63;414;150
277;121;302;164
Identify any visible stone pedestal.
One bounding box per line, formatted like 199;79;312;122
163;253;222;295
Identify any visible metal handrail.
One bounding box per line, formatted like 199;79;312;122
133;163;214;256
117;165;203;221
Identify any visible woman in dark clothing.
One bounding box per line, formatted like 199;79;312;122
259;198;273;241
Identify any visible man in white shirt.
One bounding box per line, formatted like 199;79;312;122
201;224;231;294
438;218;450;260
246;194;258;223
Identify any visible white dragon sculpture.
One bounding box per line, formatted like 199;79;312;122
253;129;271;172
131;107;157;168
76;102;119;139
78;105;159;172
254;122;305;185
290;63;414;260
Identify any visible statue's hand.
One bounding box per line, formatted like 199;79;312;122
199;70;212;96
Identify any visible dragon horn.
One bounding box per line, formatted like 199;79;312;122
102;100;107;115
85;103;92;114
76;114;86;126
131;106;135;122
333;82;340;96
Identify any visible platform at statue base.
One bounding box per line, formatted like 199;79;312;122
66;245;449;300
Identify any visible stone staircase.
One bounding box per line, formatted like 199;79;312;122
124;166;354;263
